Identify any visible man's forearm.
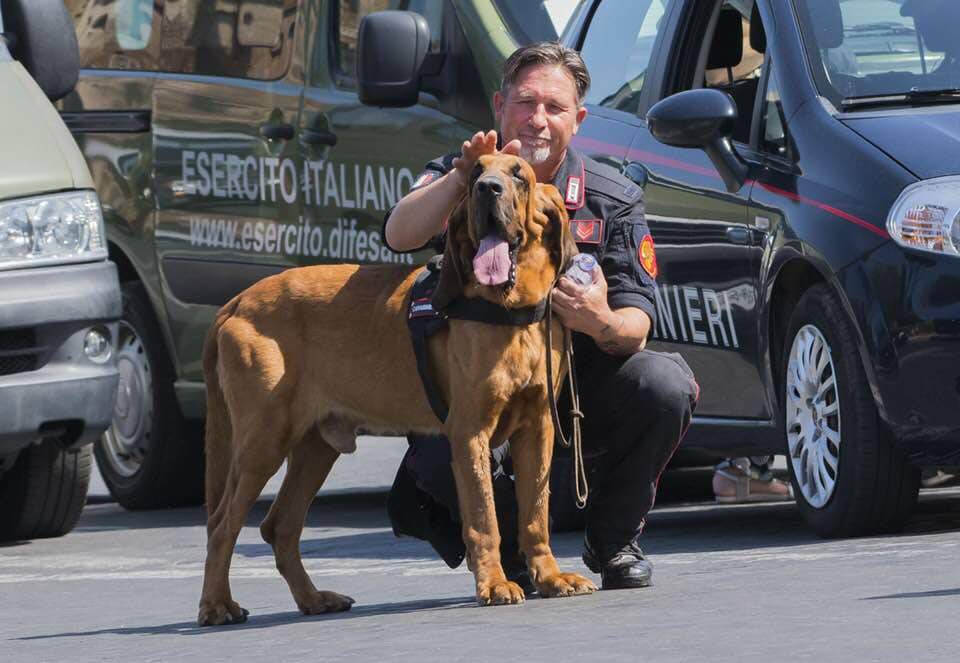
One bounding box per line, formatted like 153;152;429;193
593;307;651;356
384;171;466;252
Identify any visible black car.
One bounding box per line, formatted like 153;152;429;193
361;0;960;537
568;0;960;537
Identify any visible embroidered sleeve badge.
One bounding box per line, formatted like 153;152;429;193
639;234;658;278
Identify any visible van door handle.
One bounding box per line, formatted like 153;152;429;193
259;122;295;141
623;161;648;188
726;226;751;244
300;128;338;147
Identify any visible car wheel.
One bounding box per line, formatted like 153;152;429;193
0;442;92;541
782;284;918;537
94;282;204;509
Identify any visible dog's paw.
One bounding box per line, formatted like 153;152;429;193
477;579;526;606
197;599;249;626
298;590;356;615
536;572;597;598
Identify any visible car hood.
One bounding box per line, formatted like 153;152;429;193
0;61;91;201
842;109;960;180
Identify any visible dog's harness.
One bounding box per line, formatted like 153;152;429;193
406;256;589;509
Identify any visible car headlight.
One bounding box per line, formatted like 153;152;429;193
0;191;106;270
887;176;960;257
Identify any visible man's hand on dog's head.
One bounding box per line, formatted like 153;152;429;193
551;267;615;337
451;130;522;191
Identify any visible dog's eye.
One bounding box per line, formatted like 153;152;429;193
512;172;525;185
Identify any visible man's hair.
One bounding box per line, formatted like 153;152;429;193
501;42;591;106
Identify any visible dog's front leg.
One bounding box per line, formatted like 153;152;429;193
511;409;597;598
448;416;525;606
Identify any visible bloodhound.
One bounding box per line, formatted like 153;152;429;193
197;153;596;626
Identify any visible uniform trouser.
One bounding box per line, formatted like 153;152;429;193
395;346;699;553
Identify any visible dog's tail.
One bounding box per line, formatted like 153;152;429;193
202;295;241;516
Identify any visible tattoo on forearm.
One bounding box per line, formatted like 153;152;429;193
596;316;633;355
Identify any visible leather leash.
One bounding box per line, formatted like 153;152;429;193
545;289;588;510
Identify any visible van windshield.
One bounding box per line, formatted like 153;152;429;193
491;0;580;45
794;0;960;109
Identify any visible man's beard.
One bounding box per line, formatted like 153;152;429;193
519;143;551;165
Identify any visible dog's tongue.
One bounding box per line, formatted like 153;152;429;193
473;234;511;286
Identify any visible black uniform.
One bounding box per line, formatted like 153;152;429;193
384;146;699;583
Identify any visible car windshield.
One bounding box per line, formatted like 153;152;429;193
490;0;581;45
793;0;960;109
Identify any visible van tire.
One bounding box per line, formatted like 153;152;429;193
782;284;918;537
94;282;204;509
0;442;92;541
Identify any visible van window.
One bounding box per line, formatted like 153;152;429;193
66;0;162;70
490;0;577;45
333;0;444;87
159;0;297;80
579;0;674;115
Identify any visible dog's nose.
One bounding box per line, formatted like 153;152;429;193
476;177;504;197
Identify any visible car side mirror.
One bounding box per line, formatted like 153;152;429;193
1;0;80;101
357;11;431;108
647;89;749;193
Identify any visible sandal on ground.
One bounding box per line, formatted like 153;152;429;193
712;466;794;504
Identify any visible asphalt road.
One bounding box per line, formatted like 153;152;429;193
5;439;960;662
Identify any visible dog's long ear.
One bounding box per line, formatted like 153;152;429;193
537;183;578;276
431;198;468;312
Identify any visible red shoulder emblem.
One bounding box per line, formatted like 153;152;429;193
639;234;658;278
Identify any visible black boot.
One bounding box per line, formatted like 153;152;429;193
582;538;653;590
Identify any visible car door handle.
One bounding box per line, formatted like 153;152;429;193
623;161;648;188
259;122;295;141
300;128;338;147
726;226;752;244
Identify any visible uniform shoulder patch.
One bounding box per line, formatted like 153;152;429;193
638;233;658;279
582;155;643;205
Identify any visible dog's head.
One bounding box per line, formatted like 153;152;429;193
433;154;578;311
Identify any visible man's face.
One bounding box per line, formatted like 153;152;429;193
494;64;587;172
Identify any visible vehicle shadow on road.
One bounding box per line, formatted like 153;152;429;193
12;596;479;641
74;490;391;533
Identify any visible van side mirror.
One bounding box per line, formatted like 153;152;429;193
647;89;749;193
357;11;430;107
1;0;80;101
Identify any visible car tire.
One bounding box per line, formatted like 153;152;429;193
0;442;92;541
782;284;919;538
94;282;204;509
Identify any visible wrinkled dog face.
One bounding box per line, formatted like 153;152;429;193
466;154;536;290
431;154;574;313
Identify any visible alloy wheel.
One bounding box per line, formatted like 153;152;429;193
786;324;841;509
100;321;153;478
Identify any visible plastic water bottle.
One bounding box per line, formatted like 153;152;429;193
565;253;597;286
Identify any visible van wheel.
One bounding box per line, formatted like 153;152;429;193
0;442;92;541
782;284;918;537
95;282;204;509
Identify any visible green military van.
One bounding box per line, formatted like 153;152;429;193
60;1;570;507
0;0;120;540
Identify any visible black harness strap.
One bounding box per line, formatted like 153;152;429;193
444;296;548;326
407;259;451;423
406;260;549;424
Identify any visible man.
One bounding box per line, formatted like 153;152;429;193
384;42;698;590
